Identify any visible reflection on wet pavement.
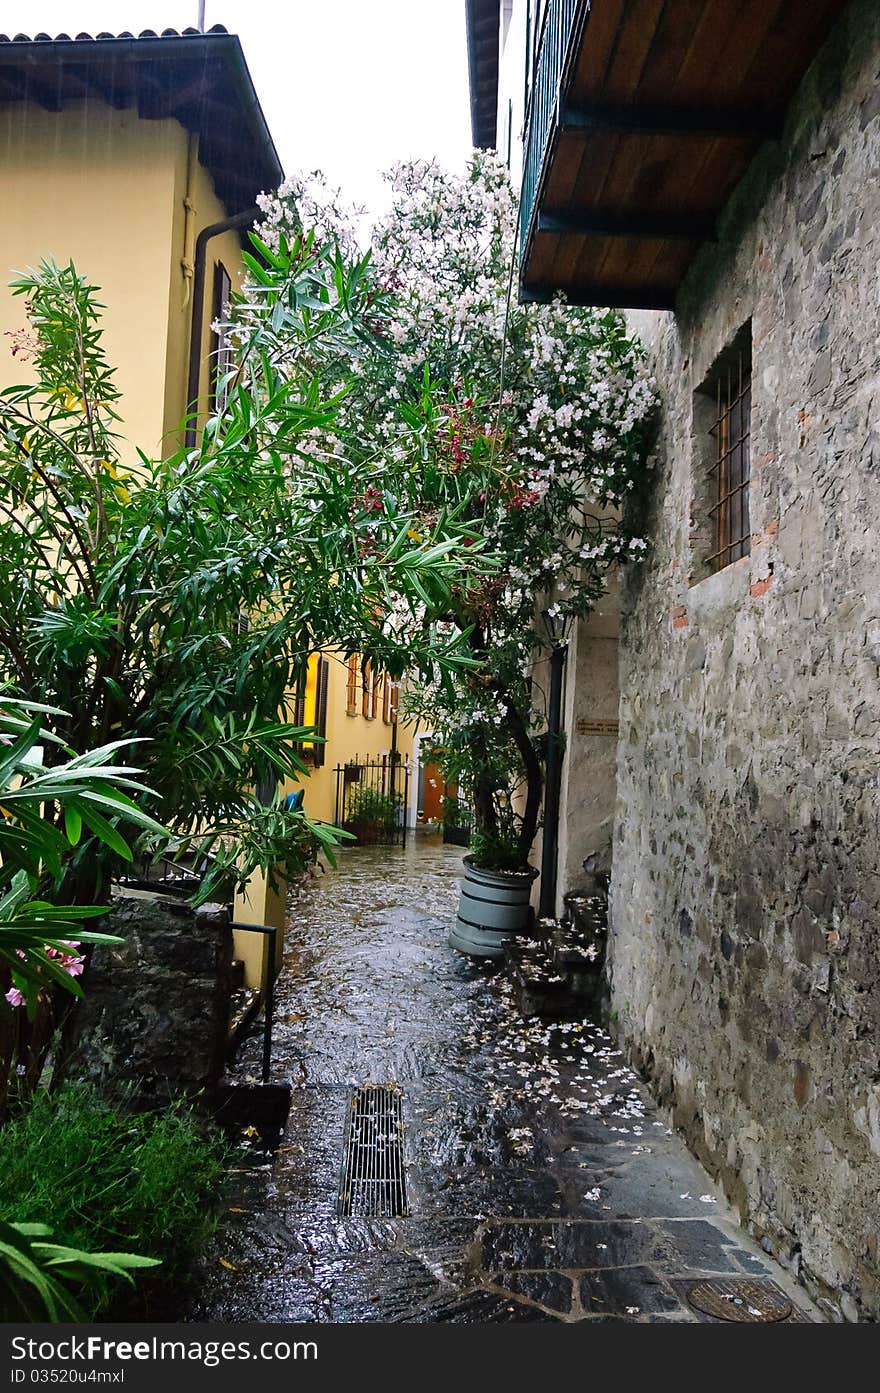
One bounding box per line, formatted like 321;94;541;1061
186;840;814;1323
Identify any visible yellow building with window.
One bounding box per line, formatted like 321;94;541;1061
0;26;419;991
290;653;410;824
0;27;283;459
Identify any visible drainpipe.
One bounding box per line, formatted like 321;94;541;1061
184;205;260;448
538;642;568;919
180;133;199;311
389;696;401;844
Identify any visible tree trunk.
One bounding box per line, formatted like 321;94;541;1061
470;728;499;838
492;682;543;866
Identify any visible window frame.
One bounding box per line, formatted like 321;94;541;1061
209;260;234;414
694;323;753;577
312;657;329;768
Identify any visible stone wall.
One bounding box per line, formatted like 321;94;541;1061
69;888;233;1100
556;601;620;911
608;0;880;1322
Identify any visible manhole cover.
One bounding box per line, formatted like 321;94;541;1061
338;1084;408;1218
686;1278;793;1323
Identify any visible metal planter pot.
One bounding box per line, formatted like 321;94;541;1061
449;855;539;959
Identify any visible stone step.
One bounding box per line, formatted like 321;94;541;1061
502;889;611;1018
504;936;594;1020
563;891;608;935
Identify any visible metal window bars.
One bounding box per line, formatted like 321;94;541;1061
706;353;752;571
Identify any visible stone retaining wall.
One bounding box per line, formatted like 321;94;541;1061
69;887;233;1099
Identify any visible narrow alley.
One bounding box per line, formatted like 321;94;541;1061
188;841;815;1324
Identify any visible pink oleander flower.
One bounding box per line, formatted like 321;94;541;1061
45;939;81;961
60;954;85;978
5;986;25;1008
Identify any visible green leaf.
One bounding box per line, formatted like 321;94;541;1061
64;803;82;845
0;715;41;788
76;801;133;861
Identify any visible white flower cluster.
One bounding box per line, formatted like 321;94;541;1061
249;154;658;776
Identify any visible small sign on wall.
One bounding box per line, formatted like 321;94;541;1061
576;718;619;738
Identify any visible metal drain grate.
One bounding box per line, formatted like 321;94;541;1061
338;1084;408;1218
686;1278;793;1323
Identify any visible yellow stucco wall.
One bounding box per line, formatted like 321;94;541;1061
229;657;417;988
0;102;176;463
0;95;271;983
0;100;248;463
0;99;423;988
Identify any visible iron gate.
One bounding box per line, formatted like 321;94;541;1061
333;756;410;848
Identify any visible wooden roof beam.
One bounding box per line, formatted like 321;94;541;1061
536;211;715;241
519;280;677;311
560;102;783;143
0;63;63;110
133;66;220;119
54;63;130;110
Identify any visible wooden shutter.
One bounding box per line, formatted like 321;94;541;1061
292;675;306;728
362;661;375;720
382;675;391;725
389;678;399;722
346;654;358;714
313;658;329;768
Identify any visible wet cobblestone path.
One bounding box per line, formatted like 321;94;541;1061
188;841;814;1323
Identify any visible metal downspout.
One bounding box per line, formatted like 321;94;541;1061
180;133;199;311
538;642;568;918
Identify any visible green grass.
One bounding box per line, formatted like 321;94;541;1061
0;1083;227;1312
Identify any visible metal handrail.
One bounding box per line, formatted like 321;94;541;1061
519;0;588;277
229;920;278;1084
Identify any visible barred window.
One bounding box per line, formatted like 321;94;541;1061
705;330;752;572
693;322;752;578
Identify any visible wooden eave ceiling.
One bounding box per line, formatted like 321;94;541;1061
522;0;851;308
0;31;283;214
466;0;501;149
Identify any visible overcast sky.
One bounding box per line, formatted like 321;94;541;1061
2;1;475;217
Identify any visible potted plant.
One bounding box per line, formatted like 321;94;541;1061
343;784;398;845
452;823;539;958
440;791;471;847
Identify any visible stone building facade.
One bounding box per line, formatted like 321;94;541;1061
608;0;880;1321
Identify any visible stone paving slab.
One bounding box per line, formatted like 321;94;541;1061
185;842;819;1324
